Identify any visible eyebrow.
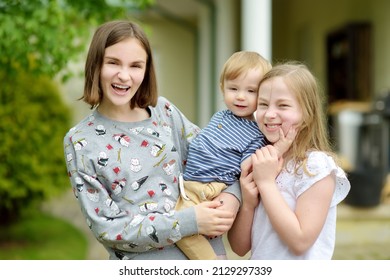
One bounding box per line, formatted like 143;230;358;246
258;95;293;103
104;56;146;64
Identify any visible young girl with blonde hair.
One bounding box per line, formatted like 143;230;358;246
228;61;350;259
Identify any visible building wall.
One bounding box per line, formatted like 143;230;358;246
144;19;197;123
272;0;390;99
372;0;390;96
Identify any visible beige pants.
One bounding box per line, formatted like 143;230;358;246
175;180;227;260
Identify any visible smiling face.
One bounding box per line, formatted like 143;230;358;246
223;68;264;120
98;38;147;113
256;76;303;143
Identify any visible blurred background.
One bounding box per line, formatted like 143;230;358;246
1;0;389;259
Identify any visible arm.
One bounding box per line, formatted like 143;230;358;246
227;125;295;254
251;146;335;255
227;157;259;256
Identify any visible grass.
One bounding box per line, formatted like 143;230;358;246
0;212;88;260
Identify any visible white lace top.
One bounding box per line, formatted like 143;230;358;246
250;151;351;260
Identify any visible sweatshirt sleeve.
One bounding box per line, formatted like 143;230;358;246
161;97;201;172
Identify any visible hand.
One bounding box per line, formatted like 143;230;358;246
252;145;280;188
213;192;240;220
194;200;235;236
240;158;260;210
273;125;297;158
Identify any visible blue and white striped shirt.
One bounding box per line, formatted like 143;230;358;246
183;110;268;185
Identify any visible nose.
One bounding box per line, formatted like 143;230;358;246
117;68;131;81
264;106;277;118
236;91;245;100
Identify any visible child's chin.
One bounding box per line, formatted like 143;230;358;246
267;137;279;144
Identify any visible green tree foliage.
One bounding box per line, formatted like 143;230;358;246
0;0;154;224
0;0;154;79
0;71;71;224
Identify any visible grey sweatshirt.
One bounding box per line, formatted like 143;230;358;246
63;97;241;259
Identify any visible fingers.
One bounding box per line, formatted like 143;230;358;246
240;157;252;177
215;193;240;216
195;202;236;235
267;145;279;158
255;145;278;159
281;124;298;146
278;126;286;141
277;156;285;173
285;125;298;141
203;200;224;209
199;201;235;218
272;124;297;158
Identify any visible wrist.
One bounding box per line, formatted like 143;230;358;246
256;180;276;193
240;202;257;213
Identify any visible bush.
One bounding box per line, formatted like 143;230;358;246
0;71;71;224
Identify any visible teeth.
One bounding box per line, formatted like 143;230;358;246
267;124;279;128
113;84;129;89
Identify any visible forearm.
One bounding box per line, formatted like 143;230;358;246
69;169;198;252
227;204;254;257
77;191;198;251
